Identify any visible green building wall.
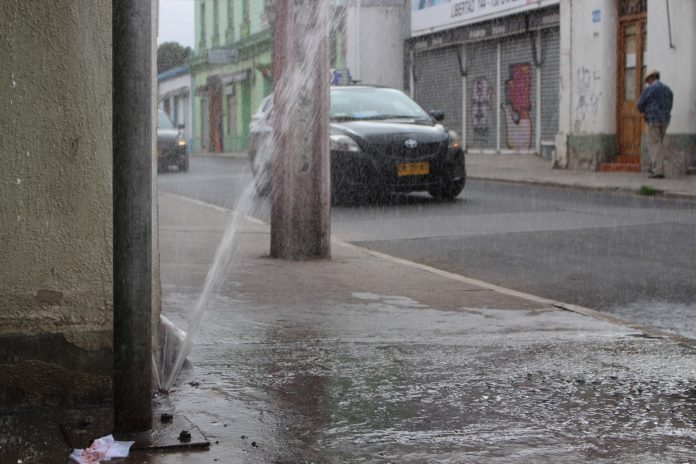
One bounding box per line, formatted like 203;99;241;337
191;0;347;154
191;0;273;153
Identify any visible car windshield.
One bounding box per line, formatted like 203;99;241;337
158;110;175;129
330;88;430;121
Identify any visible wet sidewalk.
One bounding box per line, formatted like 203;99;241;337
147;192;696;463
466;152;696;200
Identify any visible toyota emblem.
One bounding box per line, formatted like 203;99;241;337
404;139;418;149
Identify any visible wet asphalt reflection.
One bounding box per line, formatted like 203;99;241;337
159;289;696;463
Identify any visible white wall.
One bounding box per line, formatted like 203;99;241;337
555;0;618;168
346;1;408;89
646;0;696;134
567;0;617;135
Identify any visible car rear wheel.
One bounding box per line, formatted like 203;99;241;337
254;165;271;196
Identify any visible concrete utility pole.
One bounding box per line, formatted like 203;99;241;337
113;0;153;432
270;0;331;260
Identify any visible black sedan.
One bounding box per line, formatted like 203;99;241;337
248;86;465;201
157;109;189;173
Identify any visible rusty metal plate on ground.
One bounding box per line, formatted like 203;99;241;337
117;413;210;451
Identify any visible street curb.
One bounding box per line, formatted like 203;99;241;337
468;175;696;203
160;192;696;350
192;152;248;160
334;239;696;350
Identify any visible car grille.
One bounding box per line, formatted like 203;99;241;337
364;140;444;160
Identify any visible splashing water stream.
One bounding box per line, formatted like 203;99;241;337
160;181;257;392
157;3;347;392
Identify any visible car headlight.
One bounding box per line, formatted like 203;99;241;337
448;130;462;150
330;134;361;153
177;139;187;147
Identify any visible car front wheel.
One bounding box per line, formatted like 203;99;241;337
429;177;465;202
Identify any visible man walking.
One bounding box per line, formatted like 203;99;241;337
637;69;673;179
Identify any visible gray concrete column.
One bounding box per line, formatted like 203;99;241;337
270;0;331;260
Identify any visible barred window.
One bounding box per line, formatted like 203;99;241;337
619;0;647;17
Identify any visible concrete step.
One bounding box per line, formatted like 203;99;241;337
599;162;642;173
613;155;641;164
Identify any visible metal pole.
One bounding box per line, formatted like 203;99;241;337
356;0;361;81
665;0;676;49
270;0;331;260
496;42;501;153
113;0;153;432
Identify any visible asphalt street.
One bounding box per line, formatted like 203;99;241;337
157;156;696;339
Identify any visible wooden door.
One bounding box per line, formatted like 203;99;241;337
200;97;209;150
208;78;224;153
617;14;647;159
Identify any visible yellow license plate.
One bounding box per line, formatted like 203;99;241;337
397;161;429;177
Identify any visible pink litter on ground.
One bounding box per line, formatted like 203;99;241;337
69;434;134;463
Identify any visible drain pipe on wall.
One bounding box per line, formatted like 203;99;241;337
665;0;675;49
113;0;154;433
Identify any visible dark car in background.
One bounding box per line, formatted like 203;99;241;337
248;85;466;202
157;109;189;173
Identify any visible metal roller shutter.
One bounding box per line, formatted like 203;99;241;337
499;34;536;151
540;28;560;143
466;40;498;150
413;46;463;135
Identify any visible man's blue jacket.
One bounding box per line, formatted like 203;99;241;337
637;80;673;124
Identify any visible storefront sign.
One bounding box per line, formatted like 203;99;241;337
528;9;560;29
592;9;601;23
411;0;559;37
409;6;557;51
220;69;251;85
207;48;239;65
459;14;526;42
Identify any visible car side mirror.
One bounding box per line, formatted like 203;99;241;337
430;110;445;122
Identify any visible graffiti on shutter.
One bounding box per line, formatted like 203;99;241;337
471;77;492;141
502;63;532;150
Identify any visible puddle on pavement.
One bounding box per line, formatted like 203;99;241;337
158;290;696;462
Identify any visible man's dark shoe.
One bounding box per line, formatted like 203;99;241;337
648;173;665;179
